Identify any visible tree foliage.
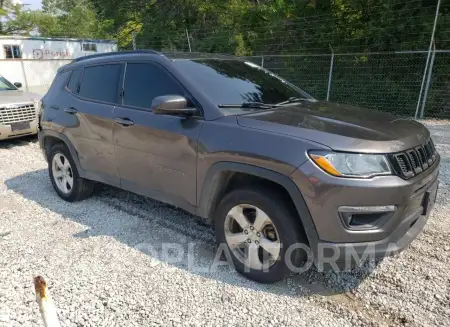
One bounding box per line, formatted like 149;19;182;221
0;0;113;39
87;0;449;54
0;0;448;54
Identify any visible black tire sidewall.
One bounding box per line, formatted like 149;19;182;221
214;188;308;283
48;144;81;202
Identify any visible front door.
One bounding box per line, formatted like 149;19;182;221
113;61;202;209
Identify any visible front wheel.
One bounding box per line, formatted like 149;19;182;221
214;188;309;283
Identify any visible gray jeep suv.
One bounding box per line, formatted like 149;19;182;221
38;51;440;283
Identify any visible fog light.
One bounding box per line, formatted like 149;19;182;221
338;205;396;230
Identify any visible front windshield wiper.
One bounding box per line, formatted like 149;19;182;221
275;97;308;106
218;102;277;109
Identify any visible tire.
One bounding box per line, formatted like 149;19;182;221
48;143;95;202
214;187;309;283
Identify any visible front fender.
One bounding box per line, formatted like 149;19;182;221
196;161;319;250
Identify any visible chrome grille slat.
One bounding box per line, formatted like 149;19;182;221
0;103;36;124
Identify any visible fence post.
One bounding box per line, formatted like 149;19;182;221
261;56;264;67
20;60;29;92
326;45;334;101
420;43;436;118
414;0;441;118
185;29;192;52
132;31;137;50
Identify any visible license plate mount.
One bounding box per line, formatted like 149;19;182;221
422;183;438;215
11;121;30;131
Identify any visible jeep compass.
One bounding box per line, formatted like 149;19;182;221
38;51;440;283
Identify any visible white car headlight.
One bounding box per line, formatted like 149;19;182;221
309;151;392;178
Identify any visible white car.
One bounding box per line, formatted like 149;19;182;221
0;75;41;140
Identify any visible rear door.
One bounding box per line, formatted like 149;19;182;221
113;61;203;210
63;63;123;186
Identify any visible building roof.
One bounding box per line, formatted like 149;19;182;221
0;35;117;44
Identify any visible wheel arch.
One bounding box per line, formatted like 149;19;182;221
40;130;82;174
197;162;319;247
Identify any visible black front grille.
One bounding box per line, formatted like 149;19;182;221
407;150;422;174
416;146;428;169
389;138;438;179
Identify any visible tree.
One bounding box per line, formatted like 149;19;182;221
0;0;114;39
88;0;449;53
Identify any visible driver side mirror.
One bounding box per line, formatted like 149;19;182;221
14;82;22;88
151;95;197;116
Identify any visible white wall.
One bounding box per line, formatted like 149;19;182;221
0;38;117;59
0;60;72;95
0;38;118;95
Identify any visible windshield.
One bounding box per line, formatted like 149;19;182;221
172;59;312;111
0;75;17;91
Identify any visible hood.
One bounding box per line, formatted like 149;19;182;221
236;100;430;153
0;90;41;105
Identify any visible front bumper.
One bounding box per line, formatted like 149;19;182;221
0;120;38;140
291;154;440;270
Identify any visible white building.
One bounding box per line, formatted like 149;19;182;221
0;35;117;59
0;36;118;94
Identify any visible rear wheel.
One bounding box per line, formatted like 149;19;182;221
214;188;308;283
48;143;94;202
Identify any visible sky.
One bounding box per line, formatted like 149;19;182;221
15;0;42;10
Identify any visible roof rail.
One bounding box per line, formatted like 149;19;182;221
73;49;162;62
162;51;237;60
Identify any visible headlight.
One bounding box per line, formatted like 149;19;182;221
32;98;42;114
309;151;392;178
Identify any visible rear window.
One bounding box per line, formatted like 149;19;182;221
79;64;122;104
66;68;82;93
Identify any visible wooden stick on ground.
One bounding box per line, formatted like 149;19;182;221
34;276;61;327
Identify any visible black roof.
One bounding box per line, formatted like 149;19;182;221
162;52;238;60
59;50;242;73
73;50;238;63
73;49;162;63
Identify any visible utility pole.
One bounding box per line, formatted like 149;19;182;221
414;0;441;118
185;29;192;52
132;31;137;50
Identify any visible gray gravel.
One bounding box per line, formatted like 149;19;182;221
0;121;449;327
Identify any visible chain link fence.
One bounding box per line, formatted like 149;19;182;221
426;51;450;118
0;59;71;96
243;50;450;118
1;50;448;119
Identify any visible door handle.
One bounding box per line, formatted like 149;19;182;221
50;105;60;110
64;107;78;114
114;117;134;126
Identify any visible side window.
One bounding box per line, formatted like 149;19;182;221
82;43;97;52
4;45;21;59
79;64;122;104
123;62;189;110
66;68;82;93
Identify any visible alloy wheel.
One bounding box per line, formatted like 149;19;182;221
52;153;74;194
224;204;281;270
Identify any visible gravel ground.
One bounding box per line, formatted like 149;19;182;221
0;120;449;327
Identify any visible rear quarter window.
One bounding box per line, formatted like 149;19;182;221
66;68;82;93
44;71;71;99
